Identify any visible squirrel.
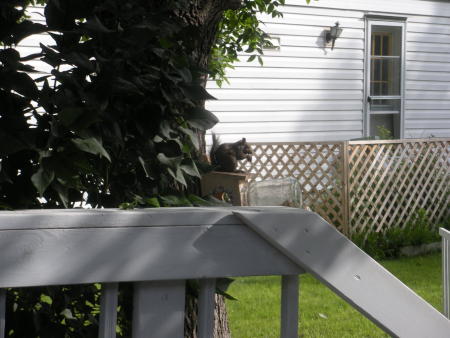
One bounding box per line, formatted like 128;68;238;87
210;133;252;172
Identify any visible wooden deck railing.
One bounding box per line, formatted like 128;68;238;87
441;228;450;319
1;207;449;338
238;138;450;236
0;208;304;338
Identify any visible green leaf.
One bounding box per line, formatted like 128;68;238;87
181;85;217;101
187;194;215;206
40;294;53;305
53;181;69;208
180;159;201;178
72;137;111;162
179;126;200;150
31;167;55;196
138;156;153;179
144;197;160;208
82;16;112;33
157;153;182;168
247;54;257;62
185;108;219;130
167;167;187;187
160;195;193;207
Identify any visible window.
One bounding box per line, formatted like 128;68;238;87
366;20;405;139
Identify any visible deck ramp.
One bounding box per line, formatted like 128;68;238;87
234;209;450;338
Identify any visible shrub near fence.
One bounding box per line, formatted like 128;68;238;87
238;138;450;237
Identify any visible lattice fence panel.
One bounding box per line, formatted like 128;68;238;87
348;139;450;234
237;142;346;232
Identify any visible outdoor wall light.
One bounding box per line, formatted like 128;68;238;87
326;22;343;50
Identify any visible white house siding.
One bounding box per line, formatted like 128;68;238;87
16;6;51;85
206;0;450;143
14;2;450;143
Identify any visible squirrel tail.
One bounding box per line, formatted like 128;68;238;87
210;133;220;164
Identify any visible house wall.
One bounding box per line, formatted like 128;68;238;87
14;2;450;143
206;0;450;143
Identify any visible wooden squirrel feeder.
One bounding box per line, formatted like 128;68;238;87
201;171;250;206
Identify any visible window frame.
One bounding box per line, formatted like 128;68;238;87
364;18;406;139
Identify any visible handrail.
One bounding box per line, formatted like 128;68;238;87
0;207;449;338
440;227;450;319
0;207;303;338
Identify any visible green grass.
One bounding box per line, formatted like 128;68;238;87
226;253;442;337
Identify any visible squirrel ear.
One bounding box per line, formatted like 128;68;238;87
242;138;246;142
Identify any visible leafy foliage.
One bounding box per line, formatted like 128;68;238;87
1;0;295;336
1;0;221;209
352;209;447;260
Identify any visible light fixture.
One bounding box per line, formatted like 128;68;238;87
326;22;343;50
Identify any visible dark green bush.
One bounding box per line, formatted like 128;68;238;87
352;208;443;260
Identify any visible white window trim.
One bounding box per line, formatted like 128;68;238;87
364;18;407;139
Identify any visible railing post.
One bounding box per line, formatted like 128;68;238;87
99;283;119;338
440;228;450;319
198;279;216;338
132;280;185;338
0;289;5;338
280;275;299;338
341;141;351;238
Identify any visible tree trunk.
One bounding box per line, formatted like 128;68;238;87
185;293;231;338
176;1;242;335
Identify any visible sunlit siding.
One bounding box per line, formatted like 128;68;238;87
206;4;365;143
405;13;450;138
207;0;450;143
16;6;52;84
17;2;450;142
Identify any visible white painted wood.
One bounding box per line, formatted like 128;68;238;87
99;283;119;338
234;209;450;338
405;129;450;138
211;111;362;123
408;23;450;36
207;100;363;112
408;42;450;54
260;13;365;30
280;4;363;18
406;82;450;91
198;279;216;338
132;281;185;338
223;67;364;80
405;101;450;110
280;275;299;338
407;62;450;74
407;32;450;44
260;46;364;59
233;57;364;70
212;120;362;134
406;120;450;130
406;110;450;120
0;289;5;338
288;0;450;17
439;228;450;319
0;209;305;288
263;24;364;40
207;79;363;90
208;89;362;101
205;131;363;143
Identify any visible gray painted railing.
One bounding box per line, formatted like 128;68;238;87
0;207;449;338
0;207;304;338
440;228;450;319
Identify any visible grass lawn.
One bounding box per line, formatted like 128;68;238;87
226;253;443;337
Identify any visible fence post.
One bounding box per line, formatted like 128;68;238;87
341;141;351;238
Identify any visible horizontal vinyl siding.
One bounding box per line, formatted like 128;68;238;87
207;0;450;143
18;2;450;141
16;6;52;83
207;4;365;143
405;11;450;138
